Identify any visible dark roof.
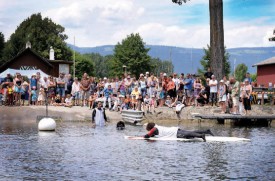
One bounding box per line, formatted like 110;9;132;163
253;56;275;67
0;48;53;69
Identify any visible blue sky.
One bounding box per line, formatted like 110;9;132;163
0;0;274;48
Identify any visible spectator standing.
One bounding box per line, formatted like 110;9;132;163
229;76;240;114
209;75;218;106
80;73;90;107
244;72;252;84
71;77;81;106
139;74;147;98
65;74;74;96
184;74;193;106
13;73;23;106
218;80;227;113
204;67;213;80
56;73;66;103
103;84;113;110
2;73;13;105
243;79;252;115
47;76;56;105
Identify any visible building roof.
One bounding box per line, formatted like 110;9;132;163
0;48;54;70
253;56;275;67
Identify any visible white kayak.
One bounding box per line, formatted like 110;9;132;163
124;136;250;142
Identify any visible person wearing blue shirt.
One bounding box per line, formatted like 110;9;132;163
103;84;113;110
243;72;252;84
184;74;192;106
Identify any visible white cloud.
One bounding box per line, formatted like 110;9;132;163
0;0;274;49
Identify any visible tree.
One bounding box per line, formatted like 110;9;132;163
0;32;4;63
112;33;152;78
2;13;72;64
151;58;174;76
74;52;94;78
172;0;225;81
235;63;247;82
197;44;230;81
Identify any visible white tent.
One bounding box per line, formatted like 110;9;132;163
0;68;49;78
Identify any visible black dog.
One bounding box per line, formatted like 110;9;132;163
116;121;125;130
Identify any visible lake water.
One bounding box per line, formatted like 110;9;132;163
0;120;274;180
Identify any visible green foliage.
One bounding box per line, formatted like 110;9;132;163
197;44;230;80
2;13;72;64
112;33;152;78
151;58;174;76
235;63;247;82
0;32;4;62
74;52;94;79
250;73;257;82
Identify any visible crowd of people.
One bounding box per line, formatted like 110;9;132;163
0;68;255;115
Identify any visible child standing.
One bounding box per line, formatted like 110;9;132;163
31;87;37;106
37;88;45;106
7;84;14;106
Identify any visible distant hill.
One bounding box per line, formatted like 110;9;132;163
68;44;275;74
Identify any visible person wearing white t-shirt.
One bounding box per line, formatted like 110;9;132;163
209;75;218;106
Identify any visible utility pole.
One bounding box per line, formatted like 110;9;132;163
73;36;76;78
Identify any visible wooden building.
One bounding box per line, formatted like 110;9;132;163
0;47;73;77
253;56;275;87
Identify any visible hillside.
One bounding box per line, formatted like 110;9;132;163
68;44;275;74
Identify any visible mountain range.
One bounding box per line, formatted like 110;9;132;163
68;44;275;74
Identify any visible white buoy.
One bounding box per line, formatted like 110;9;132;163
38;118;56;131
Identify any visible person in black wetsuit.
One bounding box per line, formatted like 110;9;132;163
144;123;214;142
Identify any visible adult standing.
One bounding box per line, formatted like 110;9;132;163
184;74;192;106
243;79;252;115
13;73;22;106
47;76;56;105
80;73;90;107
229;76;240;114
204;67;213;80
218;80;227;113
2;73;13;105
244;72;252;84
71;77;81;106
56;72;66;103
209;75;218;106
139;74;147;98
65;74;74;97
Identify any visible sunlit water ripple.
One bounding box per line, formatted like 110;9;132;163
0;120;274;180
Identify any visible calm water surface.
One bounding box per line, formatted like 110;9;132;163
0;119;274;180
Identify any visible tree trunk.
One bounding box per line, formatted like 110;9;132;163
209;0;224;81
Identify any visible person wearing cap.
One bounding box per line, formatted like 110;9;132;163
218;80;227;113
209;75;218;106
142;123;215;142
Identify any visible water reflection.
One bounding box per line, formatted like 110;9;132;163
0;120;274;180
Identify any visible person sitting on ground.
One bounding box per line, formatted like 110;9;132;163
171;90;185;107
143;94;151;113
52;94;63;106
64;94;73;108
196;86;208;106
92;101;108;127
165;95;172;107
124;94;131;110
143;123;214;142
